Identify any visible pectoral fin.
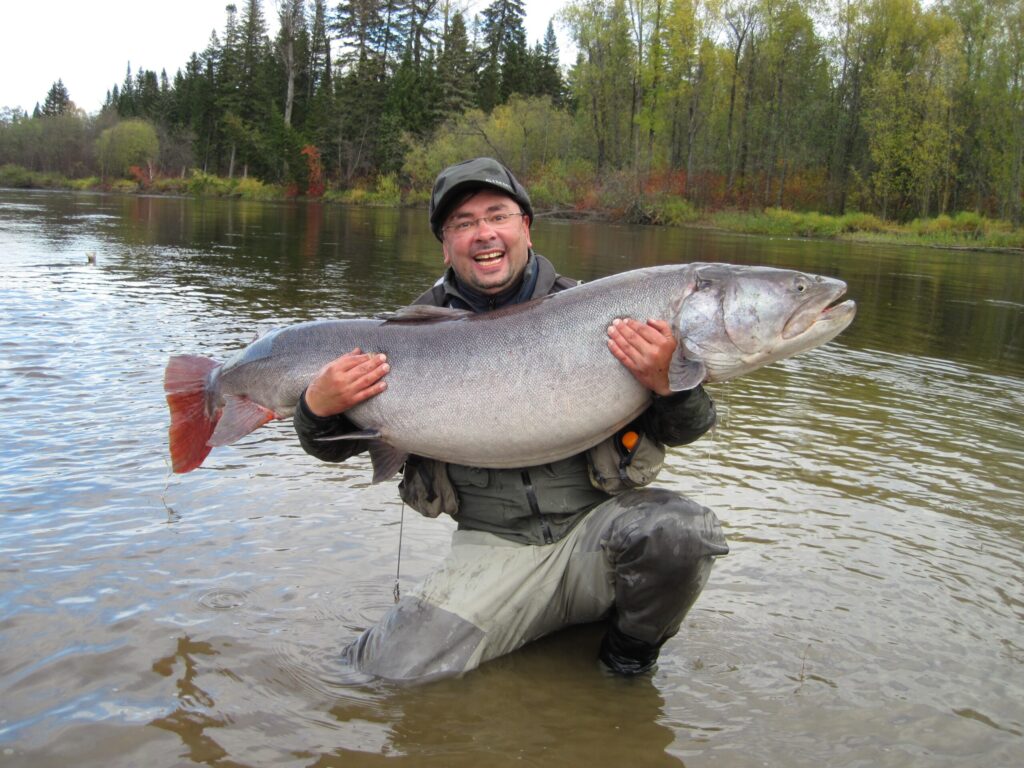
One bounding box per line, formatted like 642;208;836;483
315;428;384;442
668;352;707;391
314;429;406;483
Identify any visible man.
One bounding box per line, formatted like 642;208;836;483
294;157;728;683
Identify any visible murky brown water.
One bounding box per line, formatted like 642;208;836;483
1;190;1021;767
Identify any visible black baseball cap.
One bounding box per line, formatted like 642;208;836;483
428;157;533;240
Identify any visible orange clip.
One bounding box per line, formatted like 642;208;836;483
621;431;640;452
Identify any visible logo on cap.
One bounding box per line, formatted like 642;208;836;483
485;178;512;191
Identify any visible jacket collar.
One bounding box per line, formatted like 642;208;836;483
438;251;559;312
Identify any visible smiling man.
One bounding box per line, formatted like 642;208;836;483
294;157;728;683
440;190;530;295
425;158;552;311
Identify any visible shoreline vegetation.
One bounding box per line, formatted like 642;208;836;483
7;2;1024;258
4;163;1022;254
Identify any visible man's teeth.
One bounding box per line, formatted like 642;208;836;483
475;252;503;262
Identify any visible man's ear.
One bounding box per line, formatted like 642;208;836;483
442;241;451;266
524;216;532;249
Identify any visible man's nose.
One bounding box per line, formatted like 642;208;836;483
474;219;499;237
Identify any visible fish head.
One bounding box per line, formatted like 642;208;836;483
676;264;856;383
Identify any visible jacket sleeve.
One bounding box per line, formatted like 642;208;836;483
293;388;370;463
637;385;716;447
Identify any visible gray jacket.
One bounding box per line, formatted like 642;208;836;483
294;253;716;544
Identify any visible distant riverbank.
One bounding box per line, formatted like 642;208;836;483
4;163;1022;254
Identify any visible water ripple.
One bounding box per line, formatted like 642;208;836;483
2;190;1021;767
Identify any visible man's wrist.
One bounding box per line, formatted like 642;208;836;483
298;388;341;424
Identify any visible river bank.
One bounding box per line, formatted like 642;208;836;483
3;163;1022;253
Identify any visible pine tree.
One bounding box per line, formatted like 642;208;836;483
304;0;335;173
189;33;222;172
135;69;161;120
41;80;72;116
238;0;272;121
117;64;137;116
500;22;530;100
477;0;528;111
405;0;439;68
437;11;477;114
537;20;564;104
307;0;332;101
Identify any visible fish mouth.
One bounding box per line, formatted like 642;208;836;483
782;283;857;340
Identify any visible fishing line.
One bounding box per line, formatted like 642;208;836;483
701;382;729;510
393;500;405;603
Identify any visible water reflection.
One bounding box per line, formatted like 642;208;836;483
1;190;1021;767
147;627;685;767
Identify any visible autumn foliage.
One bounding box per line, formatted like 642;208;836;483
302;145;324;198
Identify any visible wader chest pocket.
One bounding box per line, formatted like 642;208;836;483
586;430;666;494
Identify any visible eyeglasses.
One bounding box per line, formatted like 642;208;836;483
442;212;525;236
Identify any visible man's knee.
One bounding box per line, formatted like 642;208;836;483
595;488;728;645
606;488;729;567
344;596;485;684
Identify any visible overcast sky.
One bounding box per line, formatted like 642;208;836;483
3;0;568;115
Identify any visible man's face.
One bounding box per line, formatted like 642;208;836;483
441;190;532;295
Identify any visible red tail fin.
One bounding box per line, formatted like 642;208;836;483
164;355;220;473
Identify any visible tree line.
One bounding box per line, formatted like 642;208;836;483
1;0;1022;224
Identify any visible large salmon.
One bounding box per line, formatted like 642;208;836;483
165;263;855;480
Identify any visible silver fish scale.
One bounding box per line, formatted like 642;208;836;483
348;267;688;467
203;262;855;471
215;265;697;468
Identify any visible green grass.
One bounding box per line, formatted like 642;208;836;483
232;177;284;201
324;173;402;206
0;164;71;189
697;207;1023;251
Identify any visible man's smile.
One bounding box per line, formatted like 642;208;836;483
473;249;505;265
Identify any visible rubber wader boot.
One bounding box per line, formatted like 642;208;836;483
598;623;661;676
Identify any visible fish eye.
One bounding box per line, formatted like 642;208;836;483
794;277;808;293
696;277;713;291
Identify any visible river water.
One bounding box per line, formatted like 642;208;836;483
1;190;1021;767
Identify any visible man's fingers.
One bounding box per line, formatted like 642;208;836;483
623;318;672;345
644;318;673;337
348;377;388;405
606;336;636;368
353;359;390;390
608;319;658;362
305;351;390;416
332;349;384;372
606;318;676;396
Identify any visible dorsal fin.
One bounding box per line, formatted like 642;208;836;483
377;305;472;324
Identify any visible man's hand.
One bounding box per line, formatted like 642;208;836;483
304;348;389;417
607;318;676;396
